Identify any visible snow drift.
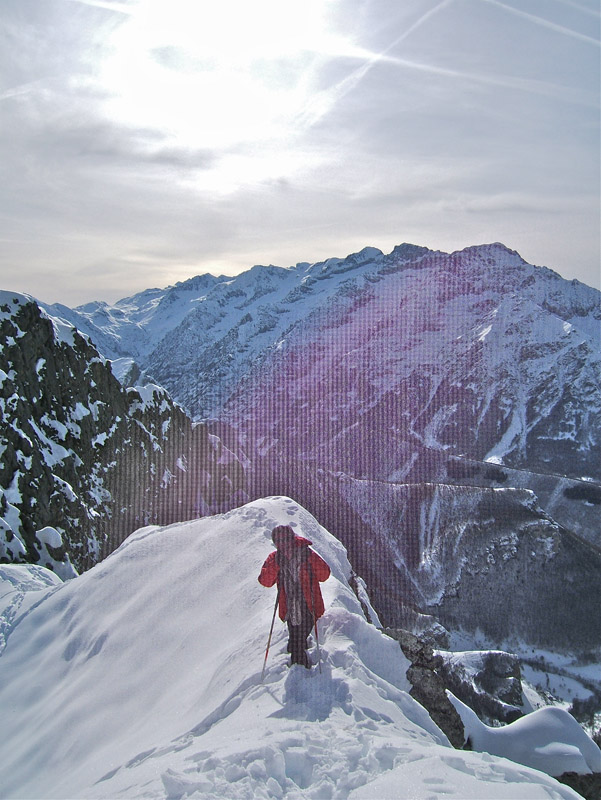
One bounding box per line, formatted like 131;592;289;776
0;498;591;799
449;694;601;777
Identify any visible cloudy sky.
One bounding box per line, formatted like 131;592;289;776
1;0;599;305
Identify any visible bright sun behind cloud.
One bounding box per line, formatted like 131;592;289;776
97;0;355;191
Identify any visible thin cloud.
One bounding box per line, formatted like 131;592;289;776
483;0;601;46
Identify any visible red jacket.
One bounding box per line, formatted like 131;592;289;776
258;536;330;621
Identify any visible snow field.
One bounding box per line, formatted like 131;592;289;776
0;563;63;655
0;498;587;799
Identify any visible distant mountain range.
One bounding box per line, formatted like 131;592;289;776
41;243;600;481
3;242;600;685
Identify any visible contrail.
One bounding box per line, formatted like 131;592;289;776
483;0;600;46
384;0;455;51
0;81;41;103
379;53;599;108
297;0;453;129
62;0;133;14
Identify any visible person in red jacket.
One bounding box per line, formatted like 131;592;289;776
258;524;331;668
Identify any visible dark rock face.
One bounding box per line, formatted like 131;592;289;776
383;628;466;749
0;296;249;574
1;295;125;572
556;772;601;800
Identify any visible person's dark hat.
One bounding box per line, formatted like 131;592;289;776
271;525;295;547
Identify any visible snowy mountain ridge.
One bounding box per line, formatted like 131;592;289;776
41;243;599;447
43;245;400;362
0;498;595;800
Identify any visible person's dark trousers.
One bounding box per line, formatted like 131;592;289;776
287;607;314;668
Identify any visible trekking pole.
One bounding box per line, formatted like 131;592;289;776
307;563;323;674
261;591;279;683
313;610;322;675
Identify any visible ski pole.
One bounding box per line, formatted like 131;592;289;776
261;590;279;683
313;610;322;674
307;564;323;674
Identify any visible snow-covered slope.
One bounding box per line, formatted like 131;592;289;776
449;694;601;778
0;498;591;800
46;273;223;362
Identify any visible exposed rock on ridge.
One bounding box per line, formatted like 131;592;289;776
0;293;248;573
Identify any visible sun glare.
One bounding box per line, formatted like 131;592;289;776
134;0;335;64
98;0;348;186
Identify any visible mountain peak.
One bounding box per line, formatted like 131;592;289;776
0;290;35;313
388;242;432;262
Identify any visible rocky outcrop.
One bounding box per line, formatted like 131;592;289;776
382;628;537;747
1;293;124;573
436;650;524;725
0;294;249;574
556;771;601;800
383;628;466;749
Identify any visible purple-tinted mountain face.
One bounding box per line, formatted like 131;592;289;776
223;243;599;483
216;244;600;652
